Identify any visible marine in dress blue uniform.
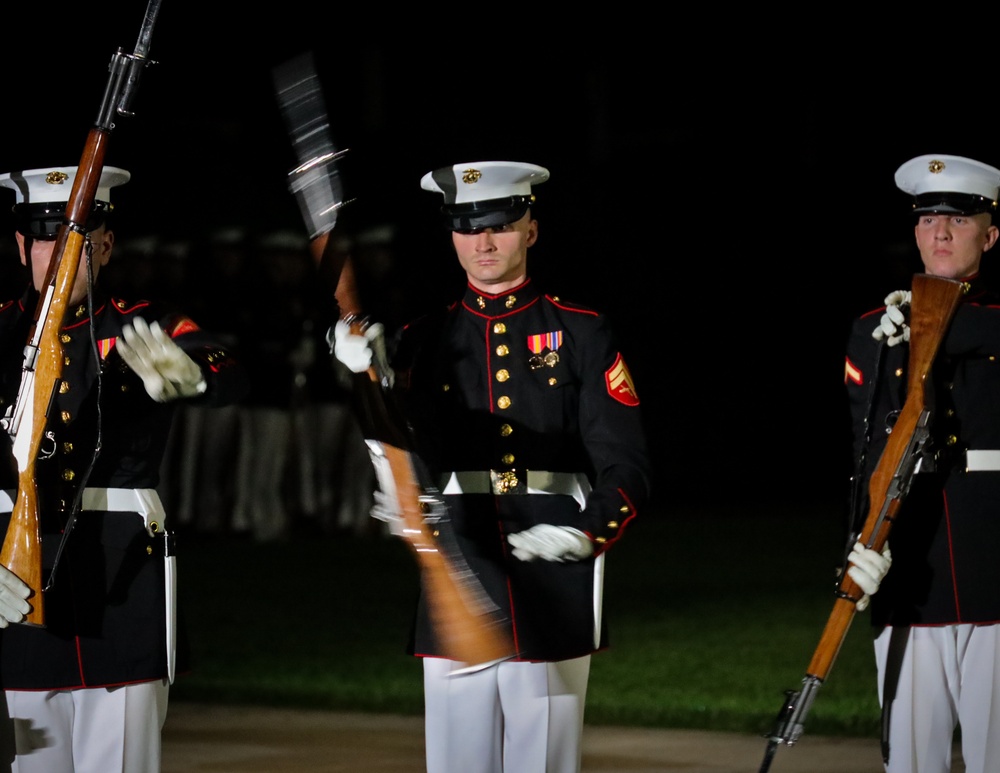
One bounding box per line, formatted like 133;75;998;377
0;165;247;772
334;161;651;773
845;154;1000;773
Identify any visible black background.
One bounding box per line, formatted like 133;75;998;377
3;3;999;509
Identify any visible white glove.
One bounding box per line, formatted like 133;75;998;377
0;565;31;628
331;320;394;387
370;489;405;537
846;541;892;612
507;524;593;563
117;318;207;403
871;290;911;347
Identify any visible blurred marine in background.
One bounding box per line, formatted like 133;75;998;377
0;165;247;772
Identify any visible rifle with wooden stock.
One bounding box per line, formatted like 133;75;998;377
0;0;163;627
272;53;516;666
757;273;966;773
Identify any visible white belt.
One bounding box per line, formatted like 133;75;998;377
0;487;167;537
913;450;1000;474
440;471;591;510
965;450;1000;472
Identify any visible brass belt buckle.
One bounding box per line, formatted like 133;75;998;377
490;469;522;495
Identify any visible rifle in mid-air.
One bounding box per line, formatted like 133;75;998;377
272;52;516;666
757;273;966;773
0;0;164;627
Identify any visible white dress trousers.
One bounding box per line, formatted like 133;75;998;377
423;655;591;773
875;623;1000;773
2;679;169;773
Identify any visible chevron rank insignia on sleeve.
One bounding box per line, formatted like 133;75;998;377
605;354;639;406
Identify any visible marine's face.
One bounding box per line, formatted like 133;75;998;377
451;212;538;293
913;212;998;279
16;225;114;305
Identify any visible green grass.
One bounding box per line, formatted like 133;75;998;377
171;498;882;739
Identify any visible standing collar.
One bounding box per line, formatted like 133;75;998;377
461;278;540;317
960;272;991;302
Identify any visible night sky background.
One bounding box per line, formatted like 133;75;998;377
4;3;1000;513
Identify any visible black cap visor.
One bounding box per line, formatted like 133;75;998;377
912;192;997;216
441;195;532;232
12;202;111;239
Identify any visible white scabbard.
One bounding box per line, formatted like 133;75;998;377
164;533;177;684
593;552;604;649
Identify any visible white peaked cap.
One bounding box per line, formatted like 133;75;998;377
0;165;130;237
420;161;549;204
420;161;550;231
0;165;130;205
895;154;1000;215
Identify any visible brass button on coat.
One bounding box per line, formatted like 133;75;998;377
497;396;511;409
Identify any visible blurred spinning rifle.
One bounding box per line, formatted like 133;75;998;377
272;52;516;666
0;0;164;628
757;273;966;773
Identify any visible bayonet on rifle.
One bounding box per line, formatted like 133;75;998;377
272;52;353;242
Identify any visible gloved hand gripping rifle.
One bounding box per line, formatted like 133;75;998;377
757;273;966;773
0;0;164;627
272;53;516;666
